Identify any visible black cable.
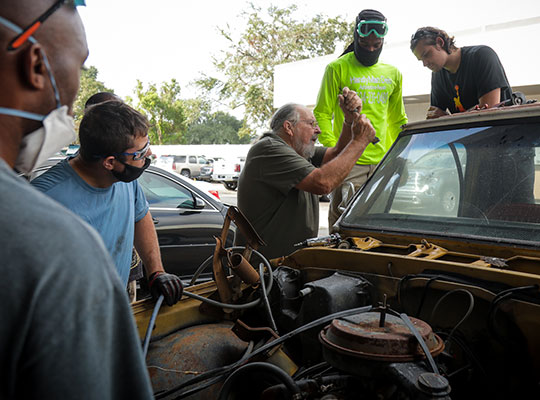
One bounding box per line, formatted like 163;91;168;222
181;248;274;311
189;253;216;286
292;361;330;380
429;289;475;349
142;294;163;358
416;276;440;318
259;262;278;334
436;331;489;381
487;285;538;343
217;362;301;400
397;274;415;312
189;246;269;286
170;341;255;400
172;375;224;399
156;305;373;399
400;313;439;374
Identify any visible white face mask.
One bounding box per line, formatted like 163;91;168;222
14;106;76;174
0;15;77;174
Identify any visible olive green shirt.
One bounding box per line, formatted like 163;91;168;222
238;133;326;259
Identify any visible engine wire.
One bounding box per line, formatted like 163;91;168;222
259;262;278;333
429;289;475;350
487;284;538;343
142;294;163;358
154;305;373;399
170;341;255;400
182;248;274;310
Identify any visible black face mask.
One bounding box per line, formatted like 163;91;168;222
353;29;383;67
112;157;151;182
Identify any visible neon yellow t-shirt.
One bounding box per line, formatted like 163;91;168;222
313;52;408;165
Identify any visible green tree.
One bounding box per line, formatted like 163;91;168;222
182;97;212;126
73;66;113;126
184;111;250;144
196;4;351;133
130;79;187;145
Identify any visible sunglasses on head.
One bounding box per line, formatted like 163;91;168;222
357;20;388;38
8;0;86;51
410;29;439;47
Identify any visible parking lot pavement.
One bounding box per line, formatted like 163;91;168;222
210;182;329;237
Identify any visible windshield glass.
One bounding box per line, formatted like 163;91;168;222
342;121;540;246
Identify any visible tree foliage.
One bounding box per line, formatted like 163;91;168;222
184;110;250;144
130;79;187;145
73;66;113;126
196;4;352;132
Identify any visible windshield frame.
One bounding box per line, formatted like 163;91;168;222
338;112;540;250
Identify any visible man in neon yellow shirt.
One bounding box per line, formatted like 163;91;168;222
314;9;407;231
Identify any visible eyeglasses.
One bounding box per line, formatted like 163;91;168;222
357;20;388;38
116;140;151;161
299;119;319;129
8;0;86;51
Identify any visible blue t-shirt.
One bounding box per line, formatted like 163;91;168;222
31;158;149;285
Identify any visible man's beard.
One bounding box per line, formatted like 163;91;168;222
293;135;316;159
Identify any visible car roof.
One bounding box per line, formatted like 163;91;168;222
28;158;224;210
402;103;540;134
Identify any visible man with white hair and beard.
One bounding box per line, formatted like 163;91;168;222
238;88;376;259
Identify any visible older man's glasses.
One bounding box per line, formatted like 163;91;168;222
299;119;319;129
8;0;86;51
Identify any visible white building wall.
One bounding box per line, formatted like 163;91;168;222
274;17;540;123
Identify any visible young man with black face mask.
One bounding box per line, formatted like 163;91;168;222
32;100;183;307
314;9;407;232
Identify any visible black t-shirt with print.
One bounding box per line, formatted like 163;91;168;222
430;45;512;114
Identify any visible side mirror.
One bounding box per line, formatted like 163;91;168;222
337;181;355;213
194;197;206;209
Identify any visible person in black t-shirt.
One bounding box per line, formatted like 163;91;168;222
410;27;512;119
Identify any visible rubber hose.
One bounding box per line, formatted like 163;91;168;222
217;362;301;400
142;294;164;358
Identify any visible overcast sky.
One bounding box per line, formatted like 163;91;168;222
78;0;540;101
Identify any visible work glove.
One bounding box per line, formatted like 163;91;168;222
148;271;183;306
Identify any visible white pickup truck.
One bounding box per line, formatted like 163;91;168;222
211;157;245;191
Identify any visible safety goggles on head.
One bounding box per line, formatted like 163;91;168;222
116;140;151;161
357;20;388;38
8;0;86;51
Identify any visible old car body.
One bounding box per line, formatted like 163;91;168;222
134;104;540;399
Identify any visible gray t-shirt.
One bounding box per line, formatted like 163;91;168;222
0;159;153;399
238;133;326;259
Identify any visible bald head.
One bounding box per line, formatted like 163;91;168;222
0;0;87;109
0;0;88;165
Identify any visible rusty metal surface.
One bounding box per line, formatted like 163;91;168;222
232;319;279;342
408;239;448;260
228;252;260;285
349;236;383;250
147;322;248;399
132;281;221;340
212;236;232;304
320;312;444;362
227;206;266;249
